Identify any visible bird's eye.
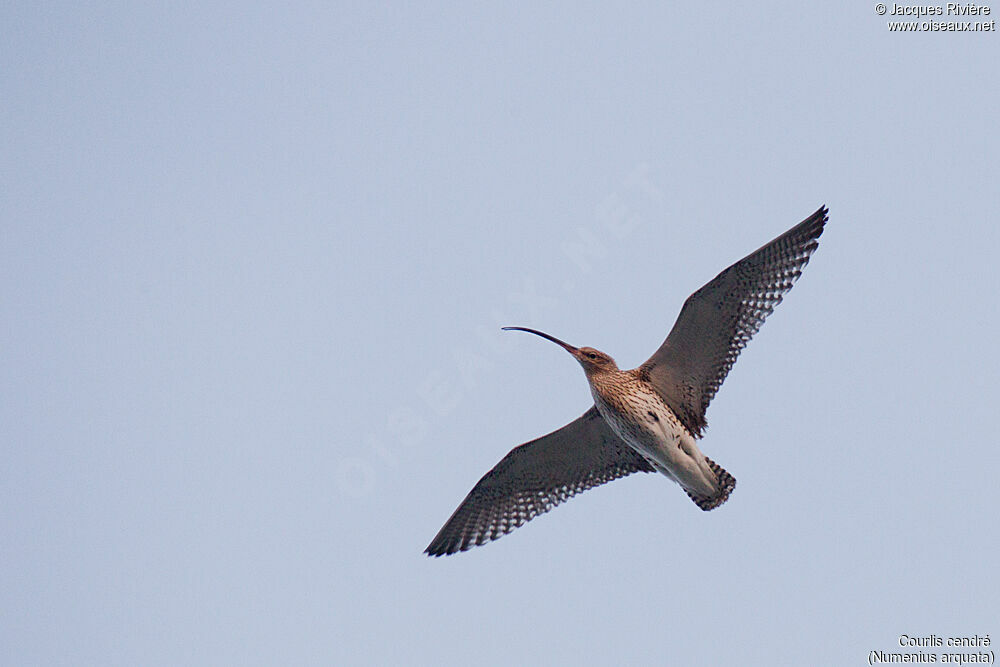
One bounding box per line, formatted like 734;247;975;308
587;352;597;360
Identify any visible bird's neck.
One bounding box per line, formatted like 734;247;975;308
587;368;637;397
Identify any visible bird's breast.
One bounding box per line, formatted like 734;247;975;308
591;383;685;459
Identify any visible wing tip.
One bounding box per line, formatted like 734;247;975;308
424;545;451;557
806;204;829;237
424;535;467;557
425;531;499;557
785;205;828;259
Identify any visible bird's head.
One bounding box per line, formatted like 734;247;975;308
502;327;619;377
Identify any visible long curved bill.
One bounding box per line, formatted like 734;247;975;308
502;327;579;354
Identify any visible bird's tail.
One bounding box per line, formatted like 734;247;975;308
685;456;736;511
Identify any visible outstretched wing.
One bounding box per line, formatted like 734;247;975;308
640;206;827;437
425;407;654;556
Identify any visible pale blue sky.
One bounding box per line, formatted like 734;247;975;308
2;3;997;666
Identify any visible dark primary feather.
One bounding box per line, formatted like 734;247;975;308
425;407;654;556
640;206;828;437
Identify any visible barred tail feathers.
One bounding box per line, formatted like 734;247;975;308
685;456;736;511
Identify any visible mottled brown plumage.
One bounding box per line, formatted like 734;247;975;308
426;206;827;556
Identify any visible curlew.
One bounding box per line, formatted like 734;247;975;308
426;206;828;556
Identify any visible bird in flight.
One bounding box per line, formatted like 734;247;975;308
425;206;828;556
